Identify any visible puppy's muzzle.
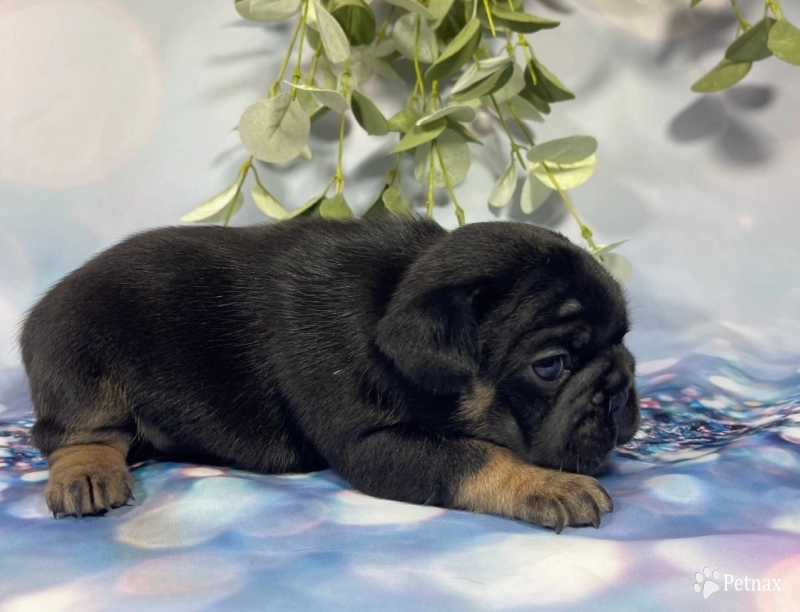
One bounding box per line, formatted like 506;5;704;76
608;390;629;423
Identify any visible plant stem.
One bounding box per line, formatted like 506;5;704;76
413;16;426;108
542;163;597;250
730;0;750;31
489;95;526;168
387;154;401;186
306;41;324;85
290;0;312;99
766;0;784;19
426;147;436;217
223;157;253;226
434;142;465;226
334;62;351;195
269;12;304;97
482;0;497;36
376;5;395;41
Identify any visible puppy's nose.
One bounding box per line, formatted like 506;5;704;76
609;390;629;420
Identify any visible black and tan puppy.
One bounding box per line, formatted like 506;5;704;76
20;217;639;532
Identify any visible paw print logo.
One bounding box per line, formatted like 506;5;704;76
694;567;721;599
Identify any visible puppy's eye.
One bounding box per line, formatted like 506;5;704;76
532;355;567;381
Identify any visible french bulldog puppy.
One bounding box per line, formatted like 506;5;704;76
21;217;639;532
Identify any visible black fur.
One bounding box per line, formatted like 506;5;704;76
20;217;639;520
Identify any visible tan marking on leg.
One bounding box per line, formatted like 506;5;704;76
46;442;133;518
455;447;613;533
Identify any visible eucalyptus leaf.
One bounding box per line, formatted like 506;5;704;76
288;83;350;112
520;89;551;114
252;183;288;219
598;252;632;285
299;144;313;160
369;56;403;81
332;0;375;46
530;155;597;191
315;0;351;64
591;240;629;258
451;57;511;94
372;38;396;58
488;162;518;208
320;194;354;218
520;172;551;214
286;195;324;219
495;96;544;122
490;7;559;33
524;59;575;103
384;0;435;20
238;93;311;163
428;0;455;24
768;18;800;66
690;59;751;93
416;105;476;126
486;64;525;104
236;0;302;23
382;185;415;216
527;136;598;164
426;18;482;81
446;117;483;144
392;13;436;63
351;89;389;135
451;62;515;102
181;181;242;222
205;191;244;225
390;118;447;153
413;130;471;187
388;106;422;132
726;17;775;62
690;0;705;6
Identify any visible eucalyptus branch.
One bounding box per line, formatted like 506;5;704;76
434;142;465;227
543;163;597;250
730;0;750;31
489;95;526;168
413;17;427;108
426;148;436;216
766;0;784;20
290;0;312;96
334;62;351;195
269;14;303;97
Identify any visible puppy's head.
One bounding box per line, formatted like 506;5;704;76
375;221;639;475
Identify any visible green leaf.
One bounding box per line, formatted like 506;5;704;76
384;0;435;20
428;0;455;23
351;90;389;135
332;0;375;46
299;144;313;160
252;183;288;219
520;89;551;114
238;93;311;163
315;0;351;64
426;18;482;81
445;117;483;144
488;162;518;208
768;18;800;66
495;96;544;122
372;38;396;58
390;119;447;153
530;155;597;190
591;240;629;258
382;185;415;216
598;252;632;285
520;172;551;214
527;136;598;164
451;57;512;94
690;0;705;6
286;195;324;219
690;59;751;93
451;62;515;102
287;83;349;112
235;0;302;22
392;13;436;62
416;105;476;126
524;59;575;103
319;194;354;218
485;64;525;104
413;130;471;187
490;7;559;33
726;18;775;62
181;182;242;222
388;106;422;132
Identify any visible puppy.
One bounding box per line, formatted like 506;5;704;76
20;217;639;532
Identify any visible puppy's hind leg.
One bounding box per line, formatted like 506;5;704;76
31;379;136;518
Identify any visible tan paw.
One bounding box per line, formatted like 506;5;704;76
45;443;133;518
456;447;613;533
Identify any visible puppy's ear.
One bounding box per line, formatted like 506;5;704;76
376;283;479;395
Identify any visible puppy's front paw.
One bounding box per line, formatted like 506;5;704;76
456;447;613;533
523;471;612;533
46;443;133;518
